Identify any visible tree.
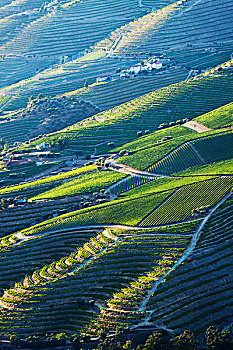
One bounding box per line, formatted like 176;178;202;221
206;326;233;350
119;149;127;156
169;122;176;126
10;335;18;345
37;93;44;100
171;330;198;350
0;138;6;148
98;338;122;350
3;142;8;152
55;333;67;345
98;330;107;340
57;137;69;150
1;198;7;209
123;340;134;349
142;332;170;350
158;123;168;129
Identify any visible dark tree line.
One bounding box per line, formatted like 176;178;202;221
9;326;233;350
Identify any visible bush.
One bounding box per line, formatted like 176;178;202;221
205;326;233;350
10;335;18;345
161;136;172;142
171;330;198;350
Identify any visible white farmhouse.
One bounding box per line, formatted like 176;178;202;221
151;61;162;69
129;64;141;74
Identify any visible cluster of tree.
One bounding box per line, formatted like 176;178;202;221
95;156;114;169
119;149;129;156
26;94;100;138
93;189;108;204
97;327;233;350
28;94;46;106
9;326;233;350
137;130;150;137
161;136;173;142
108;142;115;148
56;137;70;150
0;138;9;154
10;333;79;349
95;157;106;168
0;197;23;210
0;138;7;150
192;205;211;217
158;119;189;130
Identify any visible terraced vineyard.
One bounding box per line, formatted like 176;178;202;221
16;71;232;158
140;177;233;226
146;197;233;336
0;0;233;347
148;142;203;175
191;132;233;163
0;190;172;245
1;0;232;115
0;227;193;335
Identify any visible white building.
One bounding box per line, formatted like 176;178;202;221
96;75;111;83
120;72;130;78
36;142;46;150
129;64;141;74
111;73;121;81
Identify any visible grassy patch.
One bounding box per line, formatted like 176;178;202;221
195;102;233;129
0;165;96;195
175;159;233;176
120;175;214;200
30;170;125;200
